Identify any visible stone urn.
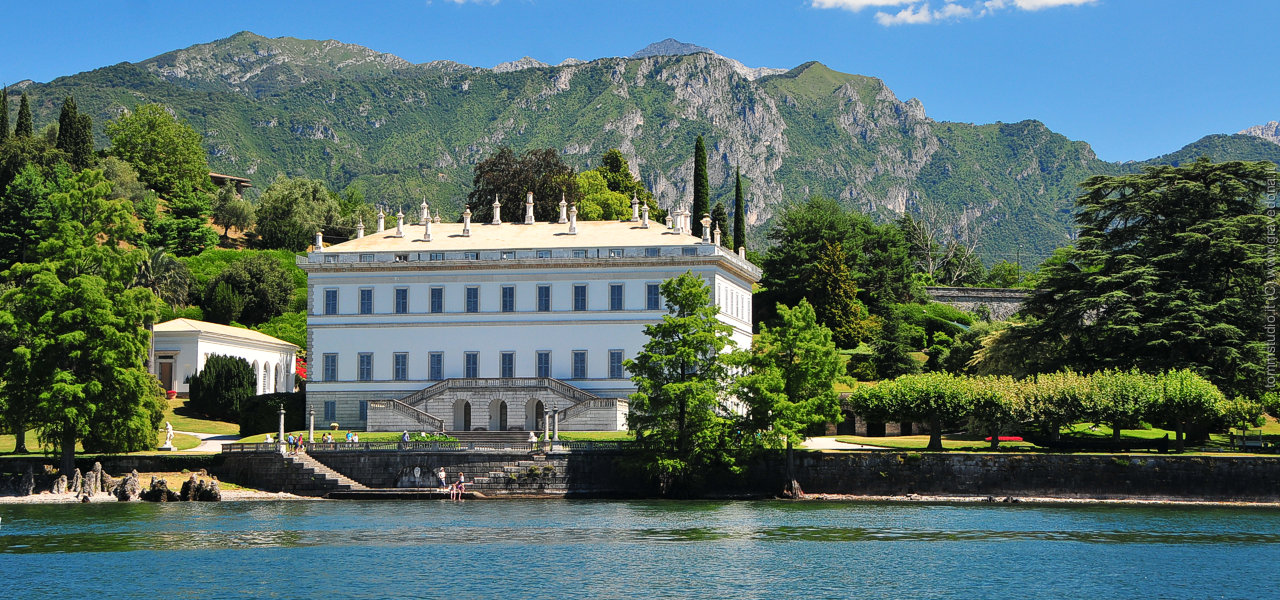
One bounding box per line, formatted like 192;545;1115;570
166;390;178;400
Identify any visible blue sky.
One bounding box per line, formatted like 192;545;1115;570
2;0;1275;161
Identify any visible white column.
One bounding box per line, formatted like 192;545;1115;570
377;208;385;232
558;195;568;223
314;231;323;251
641;205;650;228
568;204;578;235
491;195;502;225
524;191;535;224
462;206;472;237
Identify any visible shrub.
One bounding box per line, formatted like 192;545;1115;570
238;392;305;436
187;355;255;420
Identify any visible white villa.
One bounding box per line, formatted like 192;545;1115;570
299;196;760;432
152;318;298;396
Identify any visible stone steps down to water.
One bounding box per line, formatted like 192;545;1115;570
218;451;370;496
384;454;579;496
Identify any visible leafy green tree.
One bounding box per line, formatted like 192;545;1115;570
575;170;630;220
14;92;31;139
983;260;1030;288
736;299;844;448
105;103;209;198
254;311;307;349
1219;396;1266;438
732;168;746;251
204;253;293;326
967;375;1026;449
885;372;971;451
0;163;60;270
468;146;579;223
55;96;94;171
100;156;158;242
147;186;218;257
1018;159;1273;399
1021;371;1091;439
760;196;920;322
0;169;164;472
594;149;659;218
211;182;255;242
187;354;256;420
1153;368;1225;452
691;135;708;238
254;177;342;251
625;272;738;494
1087;370;1158;442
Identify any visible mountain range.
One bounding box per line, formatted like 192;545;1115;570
10;32;1279;264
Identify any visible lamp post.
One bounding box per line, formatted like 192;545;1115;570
278;407;286;453
308;409;315;444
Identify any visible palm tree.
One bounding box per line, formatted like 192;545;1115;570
132;247;191;370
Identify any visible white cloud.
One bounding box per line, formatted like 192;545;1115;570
813;0;1095;24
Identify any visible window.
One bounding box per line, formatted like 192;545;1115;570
682;247;697;256
324;289;338;315
430;287;444;313
393;352;408;381
609;350;624;379
536;250;551;259
395;253;409;263
324;255;338;263
536;351;551;378
323;401;336;422
359;400;368;421
500;352;515;378
501;286;515;312
429;252;444;261
359;253;375;262
537;285;551;312
572;351;587;379
464;352;479;378
608;248;623;258
572;249;587;258
358;353;373;381
646;283;661;310
645;247;660;258
429;352;443;381
464;252;479;260
501;251;515;260
322;354;338;382
394;288;408;314
465;287;479;313
610;283;624;311
359;288;373;314
573;284;587;311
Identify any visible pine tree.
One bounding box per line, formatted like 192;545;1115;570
691;135;708;237
14;92;32;138
55;97;94;170
0;87;9;141
75;113;93;169
732;168;745;251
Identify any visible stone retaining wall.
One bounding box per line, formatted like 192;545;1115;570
767;452;1280;502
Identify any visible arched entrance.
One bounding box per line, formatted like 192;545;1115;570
454;399;472;431
526;400;545;431
489;400;508;431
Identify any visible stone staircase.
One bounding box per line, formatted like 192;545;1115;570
457;454;570;496
284;453;369;495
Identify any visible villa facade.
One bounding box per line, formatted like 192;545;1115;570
299;197;760;432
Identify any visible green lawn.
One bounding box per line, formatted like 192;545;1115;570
0;430;200;453
164;397;240;436
835;434;1037;451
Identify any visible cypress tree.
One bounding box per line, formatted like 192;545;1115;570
56;96;77;153
733;168;746;251
0;87;9;141
14;92;32;138
692;135;708;237
711;202;729;247
74;113;93;169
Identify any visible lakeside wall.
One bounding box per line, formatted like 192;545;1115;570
8;451;1280;502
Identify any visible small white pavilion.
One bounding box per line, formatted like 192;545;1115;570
152;318;298;396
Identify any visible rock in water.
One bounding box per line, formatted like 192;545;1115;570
180;474;198;501
142;478;180;502
52;475;67;495
19;466;34;496
113;470;141;501
71;468;82;494
202;477;222;502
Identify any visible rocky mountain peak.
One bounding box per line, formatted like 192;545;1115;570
1239;121;1280;145
493;56;550;73
630;38;712;58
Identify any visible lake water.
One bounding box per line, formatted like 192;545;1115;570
2;499;1278;599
